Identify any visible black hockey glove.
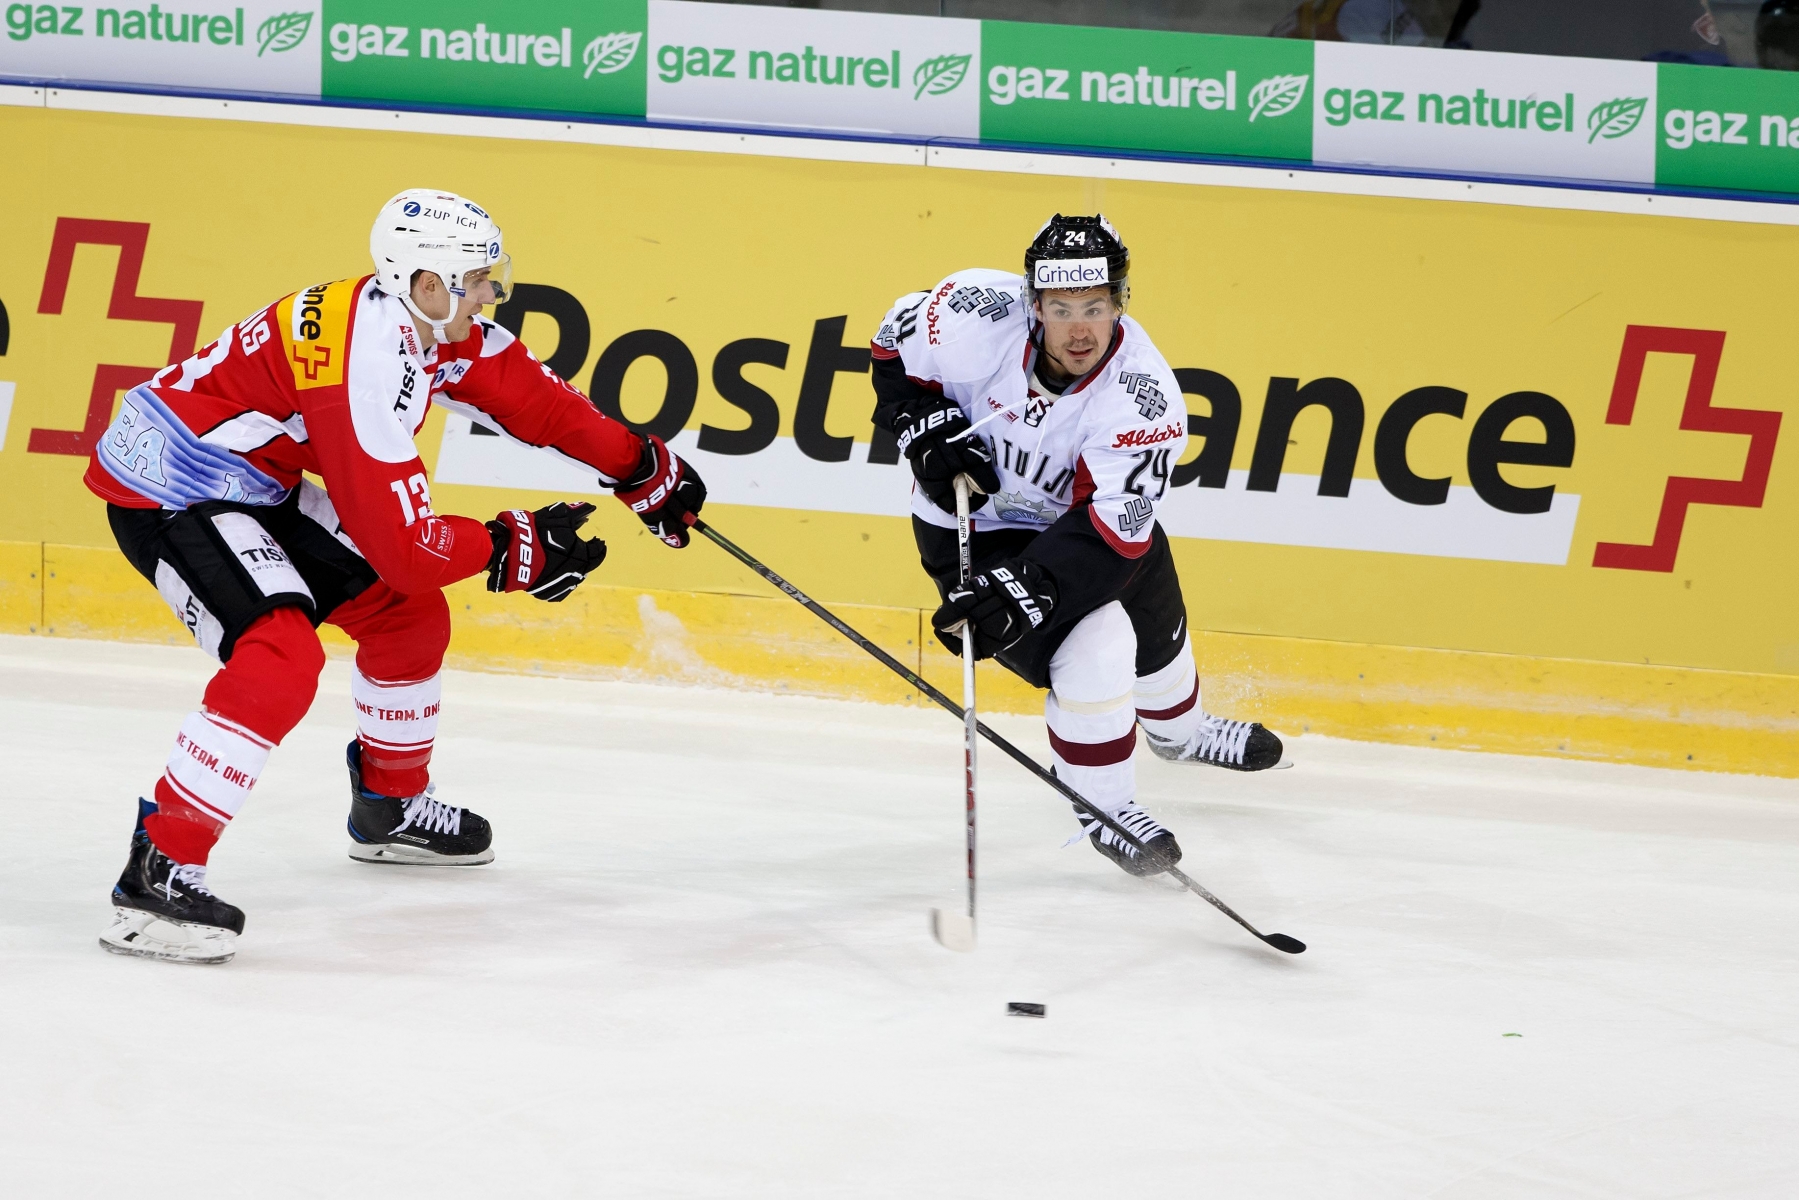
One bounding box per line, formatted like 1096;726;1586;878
612;433;707;548
485;502;608;603
931;558;1058;660
893;395;1001;515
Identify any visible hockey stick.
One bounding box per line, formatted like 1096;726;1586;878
686;514;1306;956
928;476;979;952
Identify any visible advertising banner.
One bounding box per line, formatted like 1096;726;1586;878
12;0;1799;202
1312;41;1657;185
979;20;1311;163
1655;60;1799;196
319;0;645;117
0;0;321;94
1;102;1795;681
645;0;978;138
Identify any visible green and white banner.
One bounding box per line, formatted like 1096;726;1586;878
648;0;977;138
0;1;321;94
1314;42;1656;185
6;0;1799;199
978;20;1312;162
321;0;644;117
1657;60;1799;195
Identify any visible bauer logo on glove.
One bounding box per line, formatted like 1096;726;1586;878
485;501;608;603
931;557;1057;660
610;432;707;548
893;395;1001;515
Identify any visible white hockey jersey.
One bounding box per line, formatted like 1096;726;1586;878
872;268;1186;560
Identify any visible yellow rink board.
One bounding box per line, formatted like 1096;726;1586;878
12;539;1795;778
0;541;43;635
3;102;1797;783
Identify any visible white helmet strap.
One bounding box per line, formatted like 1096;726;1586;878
401;270;455;343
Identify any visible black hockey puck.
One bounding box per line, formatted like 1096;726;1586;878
1006;1002;1046;1018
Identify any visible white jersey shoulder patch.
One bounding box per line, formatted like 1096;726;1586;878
884;268;1026;385
346;291;429;464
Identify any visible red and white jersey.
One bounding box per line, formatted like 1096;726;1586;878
871;268;1186;559
86;275;642;594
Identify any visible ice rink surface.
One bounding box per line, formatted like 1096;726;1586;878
4;633;1797;1198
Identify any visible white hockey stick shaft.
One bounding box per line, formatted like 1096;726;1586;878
955;474;978;927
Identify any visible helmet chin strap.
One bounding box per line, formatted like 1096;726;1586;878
400;271;457;343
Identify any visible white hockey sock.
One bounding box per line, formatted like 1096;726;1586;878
1135;638;1204;745
157;708;273;827
1046;603;1139;815
1046;692;1138;814
352;668;441;781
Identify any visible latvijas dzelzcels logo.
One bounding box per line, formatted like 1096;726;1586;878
1248;74;1308;122
584;31;642;79
257;11;312;56
913;54;971;100
1587;96;1647;143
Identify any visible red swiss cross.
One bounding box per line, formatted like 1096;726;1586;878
292;342;333;380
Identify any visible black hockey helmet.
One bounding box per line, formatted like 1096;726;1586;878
1023;214;1130;311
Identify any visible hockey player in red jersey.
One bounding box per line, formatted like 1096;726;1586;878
870;215;1284;878
93;189;706;963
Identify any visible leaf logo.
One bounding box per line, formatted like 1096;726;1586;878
1587;96;1647;142
1248;74;1308;122
584;31;643;79
256;11;312;57
913;54;971;100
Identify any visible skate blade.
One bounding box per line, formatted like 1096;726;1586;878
1167;754;1294;772
348;841;495;866
930;908;976;952
98;908;236;965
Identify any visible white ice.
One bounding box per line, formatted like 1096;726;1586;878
3;633;1797;1198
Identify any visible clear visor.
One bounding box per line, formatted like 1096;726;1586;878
455;253;513;306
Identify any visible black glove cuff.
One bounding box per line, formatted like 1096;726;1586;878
484;521;508;573
1017;558;1059;611
611;435;660;492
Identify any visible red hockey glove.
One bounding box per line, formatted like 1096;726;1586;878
485;502;608;602
612;433;707;548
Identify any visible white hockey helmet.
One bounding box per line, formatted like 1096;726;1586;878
369;188;513;338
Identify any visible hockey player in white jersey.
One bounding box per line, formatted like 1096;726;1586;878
870;214;1283;877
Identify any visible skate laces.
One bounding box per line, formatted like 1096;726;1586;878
156;860;214;900
1062;801;1168;857
1165;715;1252;765
391;785;464;838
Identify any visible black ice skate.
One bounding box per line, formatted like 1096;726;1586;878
99;798;244;965
1070;800;1183;878
1145;715;1286;771
346;741;494;865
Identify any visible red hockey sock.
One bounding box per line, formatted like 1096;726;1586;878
142;607;324;865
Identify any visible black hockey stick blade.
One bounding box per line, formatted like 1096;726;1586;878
1161;862;1306;954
